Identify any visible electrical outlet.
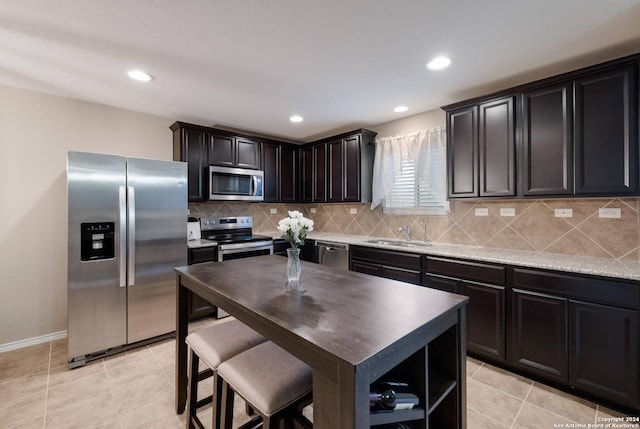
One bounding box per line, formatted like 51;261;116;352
599;208;621;219
554;208;573;218
269;208;277;214
310;208;317;214
500;208;515;217
349;208;358;215
187;209;190;215
475;208;489;216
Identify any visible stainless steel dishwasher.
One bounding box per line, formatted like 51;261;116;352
315;241;350;270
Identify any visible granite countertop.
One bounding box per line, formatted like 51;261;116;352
268;231;640;282
187;239;218;249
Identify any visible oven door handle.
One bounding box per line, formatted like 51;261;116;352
217;242;273;262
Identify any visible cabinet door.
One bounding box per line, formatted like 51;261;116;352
569;301;639;407
313;143;327;202
182;128;208;201
300;147;313;202
343;134;361;201
209;135;235;167
574;64;638;195
523;84;573;195
327;139;343;202
447;106;478;197
479;97;516;197
236;137;261;169
262;141;279;202
279;145;298;202
462;280;506;360
510;289;568;382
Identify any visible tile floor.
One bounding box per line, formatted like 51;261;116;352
0;318;630;429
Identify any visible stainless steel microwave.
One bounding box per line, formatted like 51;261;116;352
208;165;264;201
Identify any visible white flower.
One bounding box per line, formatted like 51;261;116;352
288;210;303;219
278;212;313;249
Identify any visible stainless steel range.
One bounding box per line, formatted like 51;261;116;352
199;216;273;261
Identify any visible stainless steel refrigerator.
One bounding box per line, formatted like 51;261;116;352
67;151;187;368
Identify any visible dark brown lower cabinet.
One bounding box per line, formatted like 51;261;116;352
510;289;568;382
350;246;422;286
424;274;460;294
187;247;218;320
424;256;507;362
462;281;506;360
570;301;639;407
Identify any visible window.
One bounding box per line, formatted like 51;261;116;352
372;128;449;215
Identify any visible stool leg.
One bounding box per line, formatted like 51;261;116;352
219;380;235;429
211;373;223;429
186;350;200;429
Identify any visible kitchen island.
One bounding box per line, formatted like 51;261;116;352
174;255;469;428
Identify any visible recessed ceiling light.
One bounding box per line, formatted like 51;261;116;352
426;56;451;71
127;70;154;82
289;115;303;123
394;106;408;113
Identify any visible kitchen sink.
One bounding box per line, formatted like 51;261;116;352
364;239;432;248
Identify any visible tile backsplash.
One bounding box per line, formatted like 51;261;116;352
190;198;639;261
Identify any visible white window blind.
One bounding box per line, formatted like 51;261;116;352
372;128;449;215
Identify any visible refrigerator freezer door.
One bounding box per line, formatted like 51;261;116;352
126;158;187;343
67;152;127;359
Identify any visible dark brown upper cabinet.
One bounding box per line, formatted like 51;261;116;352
209;134;260;170
522;83;573;196
300;146;313;202
444;54;640;199
574;64;638;195
446;97;515;198
313;143;327;202
262;140;298;203
328;134;365;202
304;129;376;203
171;123;208;201
171;122;263;202
447;106;478;197
479;97;516;197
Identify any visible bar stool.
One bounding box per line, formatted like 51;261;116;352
185;318;267;429
217;341;313;429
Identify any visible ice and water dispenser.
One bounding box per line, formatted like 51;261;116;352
80;222;115;261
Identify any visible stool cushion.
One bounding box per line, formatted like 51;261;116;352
218;341;312;417
186;319;267;370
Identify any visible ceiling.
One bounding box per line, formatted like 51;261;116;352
1;1;640;142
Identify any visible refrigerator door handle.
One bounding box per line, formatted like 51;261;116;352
127;186;136;286
118;185;127;287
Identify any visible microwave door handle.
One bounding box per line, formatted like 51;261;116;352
118;186;127;287
127;186;136;286
252;176;258;196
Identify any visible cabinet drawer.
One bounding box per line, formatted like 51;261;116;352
512;268;639;310
188;247;217;264
425;256;505;285
351;246;422;271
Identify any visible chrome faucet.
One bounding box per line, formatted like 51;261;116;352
397;225;412;241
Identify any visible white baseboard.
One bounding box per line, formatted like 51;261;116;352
0;331;67;354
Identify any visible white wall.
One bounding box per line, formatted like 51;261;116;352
370;109;445;138
0;84;173;346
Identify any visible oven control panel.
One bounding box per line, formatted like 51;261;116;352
200;216;253;230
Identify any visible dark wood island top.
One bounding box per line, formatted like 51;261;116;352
174;255;468;428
